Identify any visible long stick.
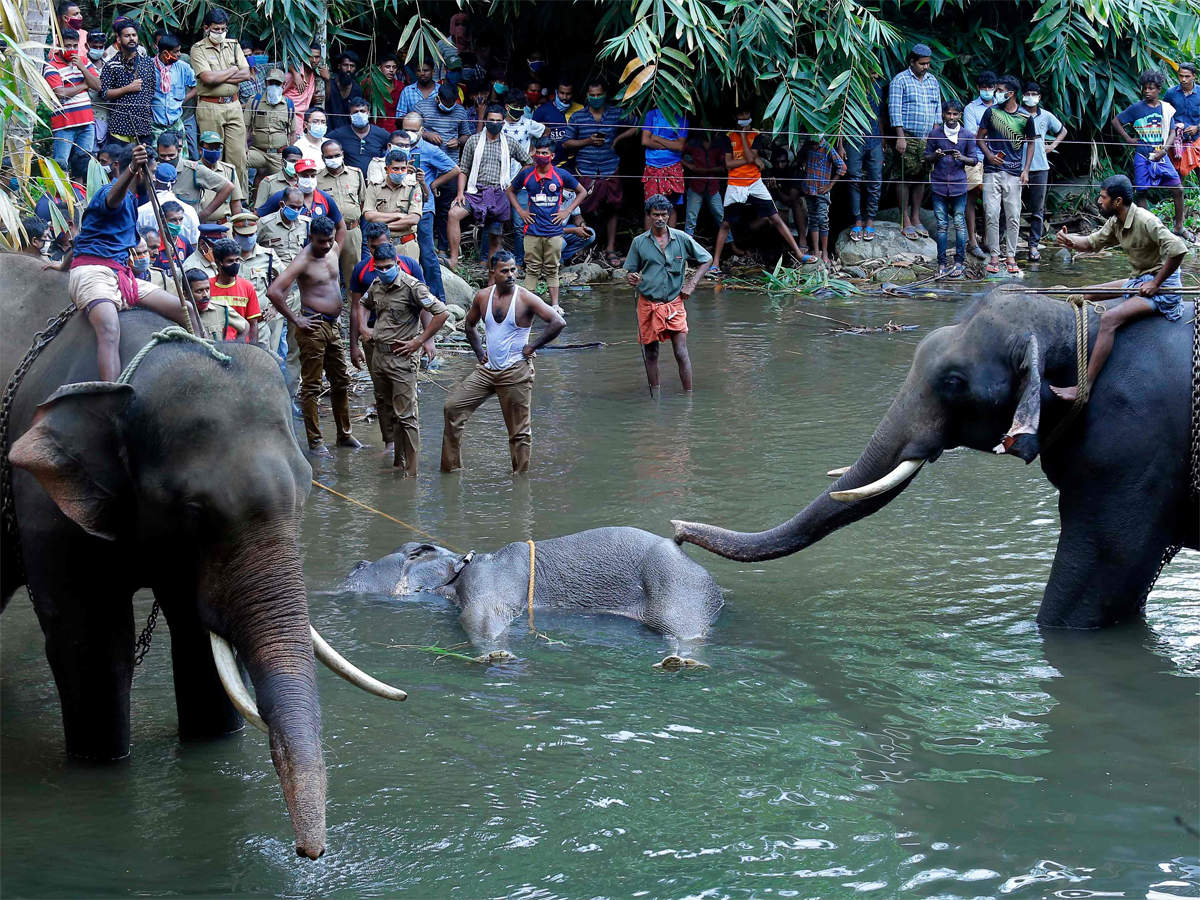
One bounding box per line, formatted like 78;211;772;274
1022;287;1200;296
141;169;197;334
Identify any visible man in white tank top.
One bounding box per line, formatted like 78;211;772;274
440;250;566;474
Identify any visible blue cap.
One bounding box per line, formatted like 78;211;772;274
911;42;933;58
198;223;229;236
154;162;177;184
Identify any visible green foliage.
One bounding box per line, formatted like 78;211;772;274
728;259;862;297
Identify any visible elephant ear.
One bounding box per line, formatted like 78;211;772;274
8;382;135;540
993;334;1042;464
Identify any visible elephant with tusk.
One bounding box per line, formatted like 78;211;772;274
340;526;724;665
1;254;403;859
674;289;1198;629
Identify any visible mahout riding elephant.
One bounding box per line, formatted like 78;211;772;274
674;289;1198;628
0;253;401;859
341;526;724;664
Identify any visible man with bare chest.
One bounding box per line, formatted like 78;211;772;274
441;251;566;474
267;214;362;454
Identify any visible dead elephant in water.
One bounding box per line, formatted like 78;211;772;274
341;527;723;667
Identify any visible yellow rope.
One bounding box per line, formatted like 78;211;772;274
1044;295;1091;449
526;539;536;633
310;479;464;553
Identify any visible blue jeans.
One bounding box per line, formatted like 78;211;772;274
845;139;883;221
184;114;199;159
51;123;94;170
932;193;967;265
684;189;723;235
418;211;447;302
561;227;596;264
510;187;528;265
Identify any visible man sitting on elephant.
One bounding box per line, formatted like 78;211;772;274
47;142;198;382
1051;174;1188;402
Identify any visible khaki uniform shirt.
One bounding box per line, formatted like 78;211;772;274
256;210;310;265
174;158;231;207
200;160;245;221
317;166;366;225
363;271;447;351
199;302;248;341
1084;205;1189;277
364;180;423;240
182;249;216;279
239;245;284;320
245;97;292;152
255;171;293;209
142;268;176;295
190;39;249;99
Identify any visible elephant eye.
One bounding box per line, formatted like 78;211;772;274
939;372;968;393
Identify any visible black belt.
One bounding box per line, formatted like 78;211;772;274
301;306;340;323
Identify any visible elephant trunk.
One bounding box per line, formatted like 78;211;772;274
212;522;327;860
674;396;933;561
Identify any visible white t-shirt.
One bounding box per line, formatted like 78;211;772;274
502;115;546;181
137;190;200;245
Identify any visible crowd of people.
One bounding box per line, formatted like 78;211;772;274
18;6;1199;464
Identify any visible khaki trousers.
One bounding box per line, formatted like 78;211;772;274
523;234;564;290
364;340;395;444
441;359;534;474
296;318;351;446
246;145;284;178
375;350;421;475
195;100;248;194
339;225;362;288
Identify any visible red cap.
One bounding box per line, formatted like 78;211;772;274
295;158;318;174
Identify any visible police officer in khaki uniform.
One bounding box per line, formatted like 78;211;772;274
364;149;425;260
231;211;286;358
190;8;252;194
195;130;245;224
245;68;293;196
255;147;302;208
183;222;229;278
257;186;312;383
160;130;236;222
317;137;366;287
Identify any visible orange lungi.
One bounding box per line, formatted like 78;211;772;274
637;294;688;344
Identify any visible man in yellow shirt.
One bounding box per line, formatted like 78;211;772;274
190;8;252;193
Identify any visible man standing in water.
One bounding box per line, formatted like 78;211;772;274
266;215;362;454
1050;175;1187;402
441;251;566;474
624;194;712;394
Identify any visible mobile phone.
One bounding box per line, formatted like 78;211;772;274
410;151;421;169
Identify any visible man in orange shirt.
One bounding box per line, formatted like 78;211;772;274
209;237;262;342
708;106;809;276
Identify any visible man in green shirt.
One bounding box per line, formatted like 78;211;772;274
1051;174;1187;402
624;194;712;394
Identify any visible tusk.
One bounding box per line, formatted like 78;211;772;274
209;632;268;733
311;627;407;701
826;466;851;477
829;459;925;502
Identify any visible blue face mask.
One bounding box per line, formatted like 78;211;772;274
553;95;569;111
979;89;994;102
201;148;222;165
350;111;370;128
388;172;406;185
376;264;399;284
281;205;300;222
131;255;150;273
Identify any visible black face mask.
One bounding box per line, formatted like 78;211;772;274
219;260;241;277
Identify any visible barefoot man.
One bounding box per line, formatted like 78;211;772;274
52;142;198;381
266;214;363;454
624;194;711;394
440;250;566;474
1050;174;1187;402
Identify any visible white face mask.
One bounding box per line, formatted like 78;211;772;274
1022;94;1039;108
994;91;1011;104
405;129;421;144
325;155;344;170
297;175;317;191
266;84;283;105
736;118;752;128
309;123;327;139
943;121;961;134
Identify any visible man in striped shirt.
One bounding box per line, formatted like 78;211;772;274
42;29;100;170
888;43;942;239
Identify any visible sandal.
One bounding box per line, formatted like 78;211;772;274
794;253;819;265
850;225;863;242
915;225;929;238
985;261;1000;274
705;266;724;279
1028;246;1041;261
1006;260;1021;275
604;251;624;268
863;225;876;242
902;226;919;240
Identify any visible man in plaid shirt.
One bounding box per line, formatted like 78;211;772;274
888;43;942;240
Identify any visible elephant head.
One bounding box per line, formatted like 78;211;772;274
9;340;402;859
673;289;1192;626
344;542;471;598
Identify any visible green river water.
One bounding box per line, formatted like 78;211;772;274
2;256;1198;898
